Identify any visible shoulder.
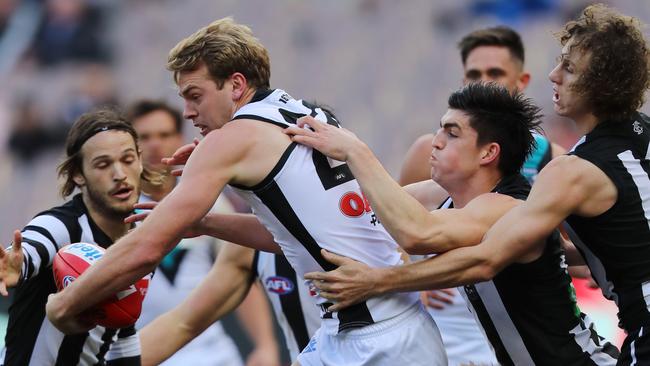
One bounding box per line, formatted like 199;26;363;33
400;133;435;185
404;180;448;210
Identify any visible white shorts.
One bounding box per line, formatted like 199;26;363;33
297;302;447;366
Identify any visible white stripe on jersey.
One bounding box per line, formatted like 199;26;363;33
20;245;42;278
464;281;536;365
618;150;650;230
28;215;71;249
21;230;56;263
28;318;65;365
569;315;618;365
78;214;95;244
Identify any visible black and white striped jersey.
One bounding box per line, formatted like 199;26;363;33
566;113;650;333
230;89;418;335
1;194;141;366
445;174;618;365
252;251;320;360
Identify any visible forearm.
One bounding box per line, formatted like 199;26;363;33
236;282;279;352
345;144;441;250
375;245;496;295
140;309;195;366
199;213;281;253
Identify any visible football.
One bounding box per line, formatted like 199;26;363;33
52;242;149;328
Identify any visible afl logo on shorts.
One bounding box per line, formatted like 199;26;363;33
62;275;76;288
265;276;294;295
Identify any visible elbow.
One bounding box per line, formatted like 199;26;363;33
398;228;442;255
473;253;500;283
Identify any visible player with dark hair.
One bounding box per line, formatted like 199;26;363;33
286;82;618;365
0;108;148;365
401;25;564;186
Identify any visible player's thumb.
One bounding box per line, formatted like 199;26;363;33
321;249;347;266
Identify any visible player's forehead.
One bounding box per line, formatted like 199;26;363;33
177;64;214;95
80;130;137;161
465;45;520;71
132;110;178;134
441;108;472;129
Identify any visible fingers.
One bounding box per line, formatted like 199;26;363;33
171;168;183;176
134;202;158;210
296;116;322;130
321;249;351;266
193;138;200;146
12;230;22;252
0;282;7;297
304;271;334;282
124;212;149;224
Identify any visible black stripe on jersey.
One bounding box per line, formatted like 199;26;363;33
274;254;310;350
231;143;298;191
95;328;117;364
232;114;288;129
256;181;374;332
117;325;137;338
106;355;141;366
312;152;354;190
21;238;50;277
24;225;57;249
250;89;274;103
55;333;89;366
464;284;514;366
252;250;260;279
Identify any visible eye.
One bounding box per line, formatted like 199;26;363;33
123;155;136;164
95;162;109;169
446;130;458;138
562;61;574;73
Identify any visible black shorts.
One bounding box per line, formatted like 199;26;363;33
619;326;650;365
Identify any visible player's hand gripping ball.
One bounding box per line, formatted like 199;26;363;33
52;243;149;328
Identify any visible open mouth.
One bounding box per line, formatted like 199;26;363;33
111;186;133;200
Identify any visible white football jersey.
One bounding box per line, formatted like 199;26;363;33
231;89;418;335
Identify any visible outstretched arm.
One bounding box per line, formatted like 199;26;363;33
140;244;256;366
286;118;517;254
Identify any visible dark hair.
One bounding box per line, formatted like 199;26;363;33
557;4;649;121
459;26;525;65
126;100;183;133
448;82;542;176
57;108;158;197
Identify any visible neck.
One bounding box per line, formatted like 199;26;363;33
141;171;175;202
573;112;600;136
81;195;130;242
444;169;503;208
234;87;259;112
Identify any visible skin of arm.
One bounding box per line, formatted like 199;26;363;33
46;121;264;333
128;204;282;254
305;155;617;311
140;244;256;366
236;282;280;366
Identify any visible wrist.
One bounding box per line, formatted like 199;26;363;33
372;267;394;296
346;141;371;165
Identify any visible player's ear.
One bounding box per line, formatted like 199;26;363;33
230;72;248;100
73;173;86;187
480;142;500;166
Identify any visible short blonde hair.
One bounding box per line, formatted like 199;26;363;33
168;17;271;89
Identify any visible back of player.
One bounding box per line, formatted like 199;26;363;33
231;89;446;365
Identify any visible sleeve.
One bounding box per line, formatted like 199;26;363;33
105;325;141;366
13;214;72;283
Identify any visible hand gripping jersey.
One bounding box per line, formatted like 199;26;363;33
444;175;618;366
253;251;320;360
230;89;418;335
566;113;650;333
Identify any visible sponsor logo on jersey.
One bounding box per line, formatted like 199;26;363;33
66;243;104;263
62;275;76;288
265;276;295;295
339;191;372;218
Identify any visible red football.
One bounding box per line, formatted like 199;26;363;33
52;242;149;328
